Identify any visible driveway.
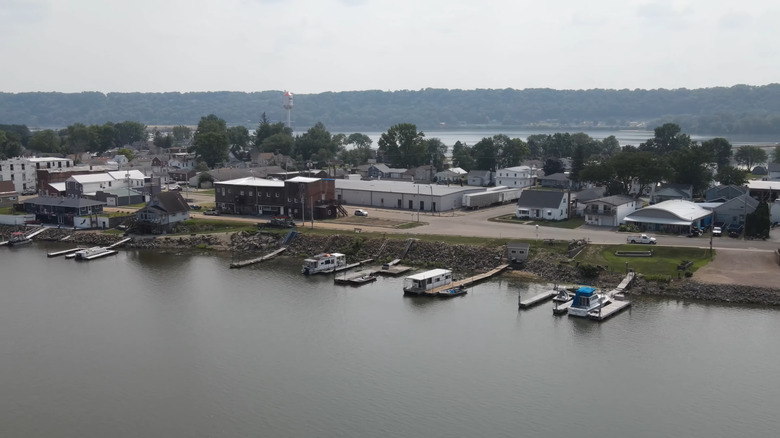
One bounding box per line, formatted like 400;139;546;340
693;248;780;288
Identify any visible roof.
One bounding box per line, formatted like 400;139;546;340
747;180;780;190
215;177;285;188
27;157;71;163
69;173;114;184
151;192;190;214
624;199;711;225
768;163;780;173
540;173;569;181
449;167;467;175
498;166;531;172
574;186;606;202
516;190;566;208
24;196;105;208
583;195;636;206
107;169;145;180
49;182;66;192
0;181;17;194
335;179;480;196
286;176;320;183
405;269;451;281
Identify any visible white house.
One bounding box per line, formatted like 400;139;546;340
515;190;568;221
65;169;146;196
582;195;639;227
494;166;535;188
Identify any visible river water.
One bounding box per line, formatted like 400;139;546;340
1;243;778;437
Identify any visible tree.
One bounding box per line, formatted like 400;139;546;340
496;136;529;169
600;135;621;157
735;145;768;170
715;166;749;186
153;130;174;149
423;138;447;171
294;122;336;164
89;123;118;153
569;144;586;187
668;144;714;196
172;125;192;142
451;141;475;171
771;145;780;164
542;158;564;176
526;134;549;159
255;112;291;147
701;137;733;170
114;121;147;147
377;123;425;168
0;124;31;147
227;125;251;160
116;147;136;162
745;201;771;239
580;150;671;196
262;133;295;157
639;123;691;154
193;114;229;168
28;129;62;153
0;130;23;159
63;123;94;154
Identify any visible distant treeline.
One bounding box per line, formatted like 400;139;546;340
2;85;780;134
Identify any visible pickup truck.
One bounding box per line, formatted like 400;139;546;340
626;234;657;244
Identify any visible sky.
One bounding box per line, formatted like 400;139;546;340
1;0;778;94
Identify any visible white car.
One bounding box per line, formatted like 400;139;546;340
354;209;368;217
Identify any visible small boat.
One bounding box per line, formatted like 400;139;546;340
302;252;347;275
73;246;117;261
334;273;377;286
7;232;32;247
438;285;467;298
403;269;453;295
567;286;610;318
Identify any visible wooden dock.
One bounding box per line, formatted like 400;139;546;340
47;247;83;257
553;300;573;315
588;300;632;321
519;291;557;309
421;264;509;296
107;237;131;249
373;264;412;276
230;247;287;268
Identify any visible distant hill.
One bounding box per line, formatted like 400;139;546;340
2;85;780;134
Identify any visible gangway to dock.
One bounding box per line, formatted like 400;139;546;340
422;264;509;296
107;237;131;249
24;227;47;239
230;247;287;269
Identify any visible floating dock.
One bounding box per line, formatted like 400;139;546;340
230;247;287;268
334;270;377;286
419;264;509;296
518;291;557;309
373;264;412;277
587;300;632;321
47;247;83;257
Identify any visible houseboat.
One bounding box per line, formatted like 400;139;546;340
402;269;453;295
567;286;609;318
301;252;347;275
7;232;32;247
73;246;118;261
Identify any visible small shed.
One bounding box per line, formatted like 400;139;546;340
506;242;530;266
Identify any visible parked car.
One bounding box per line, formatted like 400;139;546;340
728;223;744;238
266;215;295;228
203;209;219;216
354;209;368;217
626;234;657;244
189;204;202;210
712;222;726;237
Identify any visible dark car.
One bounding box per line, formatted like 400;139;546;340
189;204;202;210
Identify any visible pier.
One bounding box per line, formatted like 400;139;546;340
553;272;635;320
107;237;131;249
420;264;509;296
230;247;287;268
47;247;84;257
334;270;377;286
519;290;557;309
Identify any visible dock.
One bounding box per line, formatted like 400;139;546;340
334;270;377;286
553;273;635;320
107;237;131;249
47;247;84;257
587;300;632;321
230;247;287;268
519;290;557;309
1;226;47;246
373;264;412;277
421;264;509;296
77;249;118;260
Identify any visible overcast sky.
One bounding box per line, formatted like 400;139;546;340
1;0;777;94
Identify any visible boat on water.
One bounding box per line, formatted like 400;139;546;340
402;269;453;295
73;246;117;261
334;273;377;286
567;286;609;317
438;285;467;298
7;232;32;247
552;285;572;303
302;252;347;275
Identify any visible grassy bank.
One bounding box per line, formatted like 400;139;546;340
576;244;712;277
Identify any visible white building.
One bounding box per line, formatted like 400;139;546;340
582;195;639;227
0;157;73;193
65;169;146;196
494;166;535;189
334;179;482;212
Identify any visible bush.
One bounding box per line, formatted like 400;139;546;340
618;224;640;233
577;263;601;278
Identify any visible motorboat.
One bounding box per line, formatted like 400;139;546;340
567;286;609;317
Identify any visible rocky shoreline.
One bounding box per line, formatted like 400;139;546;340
6;225;779;306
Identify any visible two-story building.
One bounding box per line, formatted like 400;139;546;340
494;166;535;189
215;177;287;216
135;192;190;234
23;195;105;228
515;190;569;221
582;195;639;227
1;157;73;193
0;181;18;207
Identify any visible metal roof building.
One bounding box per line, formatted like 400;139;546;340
334;179;482;212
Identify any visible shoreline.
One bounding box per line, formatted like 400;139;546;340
10;226;780;307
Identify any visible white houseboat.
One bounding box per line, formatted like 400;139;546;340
567;286;609;317
301;252;347;275
402;269;453;295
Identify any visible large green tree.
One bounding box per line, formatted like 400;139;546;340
715;166;749;186
172;125;192;142
580;150;672;196
735;145;768;170
227;125;251;160
423;138;448;171
294;122;336;163
193;114;229;168
668;144;714;196
451;141;475;171
28;129;62;153
255;112;292;148
114;121;147;147
701;137;733;170
377;123;426;168
0;130;23;159
639;123;691;154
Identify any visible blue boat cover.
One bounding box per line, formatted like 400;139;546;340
575;286;596;295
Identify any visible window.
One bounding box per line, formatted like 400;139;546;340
275;192;279;197
10;164;13;171
240;190;244;196
21;164;25;170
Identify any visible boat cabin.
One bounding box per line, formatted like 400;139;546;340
302;252;347;275
403;269;453;294
571;287;598;308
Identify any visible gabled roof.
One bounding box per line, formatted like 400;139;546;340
574;186;606;202
540;172;569;181
286;176;320;183
108;169;145;180
24;196;105;208
150;192;189;214
516;190;566;208
768;163;780;173
584;195;636;206
0;181;17;195
467;170;491;177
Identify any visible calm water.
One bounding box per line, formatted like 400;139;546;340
1;243;778;437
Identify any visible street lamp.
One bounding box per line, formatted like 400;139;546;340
535;224;539;242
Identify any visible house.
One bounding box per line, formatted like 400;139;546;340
705;185;748;202
699;194;758;226
0;181;18;207
467;170;493;187
434;169;465;185
494;166;535;189
650;183;693;204
538;173;572;189
367;164;410;180
624;199;712;234
582;195;639;227
404;165;436;183
134;192;191;234
506;242;530;266
23;195;105;228
768;163;780;180
753;165;767;176
515;190;568;221
93;188;146;207
572;186;607;216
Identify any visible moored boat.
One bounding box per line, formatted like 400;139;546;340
7;232;32;247
302;252;347;275
567;286;609;317
438;285;467;298
402;269;453;295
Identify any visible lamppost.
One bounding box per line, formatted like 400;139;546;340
535;224;539;242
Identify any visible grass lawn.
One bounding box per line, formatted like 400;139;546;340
0;206;21;215
576;244;713;276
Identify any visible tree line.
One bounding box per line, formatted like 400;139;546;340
2;84;780;134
